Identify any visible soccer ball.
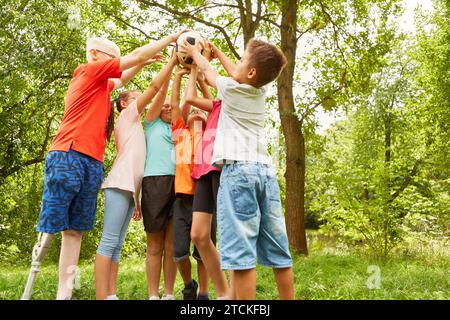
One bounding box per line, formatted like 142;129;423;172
176;31;206;68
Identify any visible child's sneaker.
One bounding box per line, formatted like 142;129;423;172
197;293;209;300
149;295;159;300
105;294;119;300
161;294;175;300
182;279;198;300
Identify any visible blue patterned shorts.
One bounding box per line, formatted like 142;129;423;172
37;149;104;234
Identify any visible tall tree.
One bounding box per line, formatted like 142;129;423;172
95;0;401;254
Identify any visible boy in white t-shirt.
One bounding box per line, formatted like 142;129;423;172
180;39;294;300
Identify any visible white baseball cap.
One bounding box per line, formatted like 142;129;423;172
86;37;120;58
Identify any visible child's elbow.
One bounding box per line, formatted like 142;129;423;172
185;96;195;105
149;81;161;95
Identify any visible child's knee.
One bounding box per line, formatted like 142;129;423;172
62;230;83;240
147;240;164;256
191;229;208;246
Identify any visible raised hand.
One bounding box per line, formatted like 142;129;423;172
176;67;191;77
178;38;199;56
170;28;191;42
204;40;216;61
142;53;165;65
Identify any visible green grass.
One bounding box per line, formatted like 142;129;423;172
1;245;448;300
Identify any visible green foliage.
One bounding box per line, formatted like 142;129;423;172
305;0;450;257
1;237;448;300
0;0;448;266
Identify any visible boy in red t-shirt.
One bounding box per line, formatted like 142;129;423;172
35;31;187;300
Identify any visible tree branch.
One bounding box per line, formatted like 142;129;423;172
92;0;158;41
299;68;347;124
136;0;241;59
0;116;54;179
319;1;350;70
389;159;424;202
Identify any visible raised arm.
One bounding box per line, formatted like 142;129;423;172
185;67;213;113
171;68;190;123
180;90;191;124
119;29;187;72
197;73;214;100
179;40;220;89
145;79;170;122
139;54;178;117
112;54;164;90
208;41;237;77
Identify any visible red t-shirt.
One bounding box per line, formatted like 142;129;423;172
49;58;122;162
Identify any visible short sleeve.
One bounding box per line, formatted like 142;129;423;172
171;118;186;142
212;100;222;111
108;79;115;92
120;101;140;123
84;58;122;82
215;76;234;101
144;117;159;130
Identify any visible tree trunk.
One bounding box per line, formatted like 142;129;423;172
238;0;261;46
277;0;308;255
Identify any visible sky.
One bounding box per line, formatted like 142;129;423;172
314;0;433;134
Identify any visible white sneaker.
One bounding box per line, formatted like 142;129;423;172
105;294;119;300
161;294;175;300
149;295;159;300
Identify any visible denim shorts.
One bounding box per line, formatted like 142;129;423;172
217;162;293;270
37;149;104;234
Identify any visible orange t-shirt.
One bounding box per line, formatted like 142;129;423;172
172;118;202;195
49;58;122;162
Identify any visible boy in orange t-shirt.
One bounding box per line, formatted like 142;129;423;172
170;67;215;300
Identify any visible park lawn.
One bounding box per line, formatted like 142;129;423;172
0;247;448;300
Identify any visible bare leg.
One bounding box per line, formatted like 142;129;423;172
163;220;176;296
273;267;295;300
146;231;164;298
109;261;119;296
94;253;112;300
197;260;209;295
233;268;256;300
57;230;83;300
191;212;229;298
177;258;193;285
229;270;236;300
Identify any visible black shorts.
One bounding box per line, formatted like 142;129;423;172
192;171;221;214
141;175;175;233
173;194;216;262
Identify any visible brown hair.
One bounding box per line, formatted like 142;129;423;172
246;38;287;88
106;91;134;141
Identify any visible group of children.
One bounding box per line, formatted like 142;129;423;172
36;29;294;300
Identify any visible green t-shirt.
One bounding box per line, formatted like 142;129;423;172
143;117;175;177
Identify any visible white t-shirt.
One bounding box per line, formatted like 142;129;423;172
101;101;146;206
212;76;272;166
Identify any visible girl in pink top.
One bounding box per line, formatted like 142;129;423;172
94;54;179;300
184;65;231;300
